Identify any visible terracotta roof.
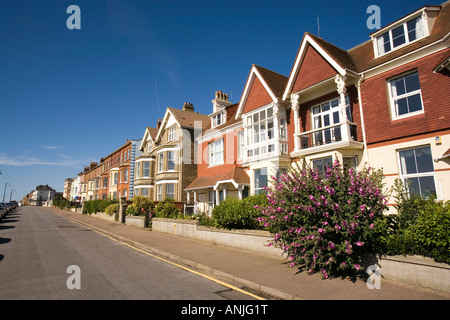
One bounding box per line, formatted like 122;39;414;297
202;103;241;134
217;166;250;185
307;33;358;72
286;3;449;75
349;2;450;72
168;107;210;129
185;166;250;190
146;127;158;140
253;64;289;99
185;174;221;190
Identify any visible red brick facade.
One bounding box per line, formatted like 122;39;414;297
291;44;338;93
361;48;450;146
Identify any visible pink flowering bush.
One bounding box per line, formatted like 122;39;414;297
258;160;388;278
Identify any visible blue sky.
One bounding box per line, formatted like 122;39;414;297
0;0;430;200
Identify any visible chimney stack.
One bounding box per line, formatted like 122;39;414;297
157;118;162;130
212;90;232;113
182;101;194;112
215;90;229;102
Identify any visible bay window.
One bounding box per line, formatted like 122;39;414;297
143;161;150;177
166;183;175;200
167;151;175;171
246;107;275;158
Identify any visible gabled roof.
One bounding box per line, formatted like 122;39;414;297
155;106;210;142
139;127;158;151
282;32;357;100
236;64;288;119
213;166;250;190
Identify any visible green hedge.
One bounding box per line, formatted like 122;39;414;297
83;199;118;214
384;180;450;264
155;201;181;218
212;194;268;230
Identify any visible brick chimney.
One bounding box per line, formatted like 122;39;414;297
212;90;232;113
182;102;194;112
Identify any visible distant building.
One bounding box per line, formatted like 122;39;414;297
29;185;56;206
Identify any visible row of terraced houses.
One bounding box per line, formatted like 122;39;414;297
64;2;450;215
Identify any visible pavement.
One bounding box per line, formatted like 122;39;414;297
44;206;450;300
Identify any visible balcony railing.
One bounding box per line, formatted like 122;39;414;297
297;121;358;150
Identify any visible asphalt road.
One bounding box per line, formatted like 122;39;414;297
0;206;258;300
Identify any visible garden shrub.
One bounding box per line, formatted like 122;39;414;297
125;204;138;216
384;179;450;264
105;203;119;216
52;194;71;209
411;200;450;263
213;194;268;229
258;161;388;278
129;196;154;216
155;201;180;218
82;199;117;214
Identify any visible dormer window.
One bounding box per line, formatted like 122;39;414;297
211;110;225;128
374;13;427;57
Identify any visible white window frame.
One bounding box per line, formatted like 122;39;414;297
135;162;141;179
254;167;268;195
374;13;427;57
238;131;244;159
212;111;225;128
397;145;436;198
158;153;164;172
168;126;175;142
167;151;175;171
156;184;162;201
209;138;224;166
143;161;150;178
166;183;175;200
388;71;424;120
245;105;276;158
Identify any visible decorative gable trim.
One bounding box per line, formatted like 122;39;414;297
139;127;155;151
155;109;181;142
282;33;347;101
235;65;278;120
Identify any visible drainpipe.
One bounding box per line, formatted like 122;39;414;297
357;73;369;165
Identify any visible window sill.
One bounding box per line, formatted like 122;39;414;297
390;111;426;126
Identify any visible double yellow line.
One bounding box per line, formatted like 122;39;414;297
64;214;266;300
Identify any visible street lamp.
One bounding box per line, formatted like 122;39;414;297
3;182;10;203
10;188;15;202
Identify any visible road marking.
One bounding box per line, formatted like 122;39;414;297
60;214;266;300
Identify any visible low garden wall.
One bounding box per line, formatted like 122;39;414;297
125;215;149;228
90;211;116;222
151;218;284;257
377;255;450;294
152;217;450;294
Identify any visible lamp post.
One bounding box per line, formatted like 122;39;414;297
10;188;15;202
3;182;10;203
